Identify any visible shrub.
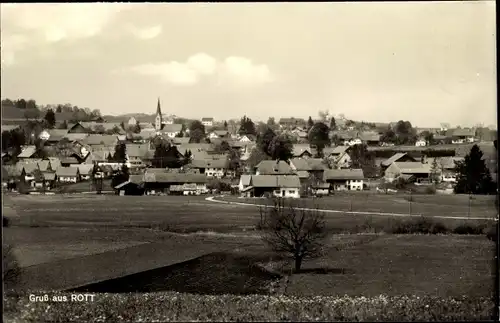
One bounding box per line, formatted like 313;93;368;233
388;216;449;234
424;185;437;195
3;216;10;227
453;222;488;235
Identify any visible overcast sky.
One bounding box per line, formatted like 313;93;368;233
0;2;496;128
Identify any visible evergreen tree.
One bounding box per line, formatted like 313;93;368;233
330;117;336;130
112;143;127;163
308;123;330;157
454;144;495;195
307;116;314;130
429;158;441;184
43;109;56;129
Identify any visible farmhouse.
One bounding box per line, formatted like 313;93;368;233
323;169;365;191
380;153;416;171
242;175;301;198
289;158;327;179
188;158;229;178
450;128;475;144
292;144;317;158
143;172;208;195
384;162;431;183
56;167;80;183
238;174;252;192
71;164;94;180
160;124;183;138
114;174;145;196
17;146;37;159
323;146;352;169
438;156;464;183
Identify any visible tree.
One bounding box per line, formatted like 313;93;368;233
381;126;397;144
257;126;276;156
246;147;271;169
430;158;441;184
348;144;378;178
307;116;314;130
111;125;122;134
258;198;327;272
239;115;257;136
268;135;294;161
267;117;276;126
43;109;56;129
113;143;127;163
189;128;205;143
421;131;435;146
308;123;330;157
133;121;141;134
23;108;40;120
152;143;184;168
223;120;228;130
120;121;126;130
94;125;106;134
214;140;231;154
329;117;336;130
189;120;206;135
394;120;417;145
454;145;495;195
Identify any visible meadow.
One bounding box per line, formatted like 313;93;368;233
3;194;497;321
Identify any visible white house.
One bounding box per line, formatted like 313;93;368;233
415;139;427;147
344;138;362;146
189;159;229;178
161;124;183;138
239;135;255;143
323;169;364;191
38;130;50;141
201;117;214;127
245;175;301;198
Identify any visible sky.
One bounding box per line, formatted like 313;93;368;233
0;2;496;128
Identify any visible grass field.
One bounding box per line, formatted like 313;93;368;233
3;194;497;321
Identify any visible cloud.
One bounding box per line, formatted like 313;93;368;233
116;53;273;86
0;3;131;66
127;24;163;40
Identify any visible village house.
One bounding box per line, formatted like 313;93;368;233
359;132;381;146
292;144;317;158
208;130;230;139
255;160;295;175
289;158;328;178
172;137;191;145
19;162;40;187
278;118;307;130
56;166;80;183
189;158;229;178
437;156;464;183
323;169;365;191
323;146;352;169
201;117;214;127
70;164;94;181
380;153;417;173
241;175;301;198
83;134;119;147
125;144;154;167
160;124;183;138
127;117;137;126
114;174;145;196
384;161;431;183
449;128;476;144
238;134;257;143
142;171;208;195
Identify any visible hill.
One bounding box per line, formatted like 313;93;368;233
103;113;156;123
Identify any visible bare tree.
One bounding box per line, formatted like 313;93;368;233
259;198;328;272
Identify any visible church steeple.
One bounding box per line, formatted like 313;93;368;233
155;97;163;131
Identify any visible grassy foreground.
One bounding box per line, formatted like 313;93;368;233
3;292;495;322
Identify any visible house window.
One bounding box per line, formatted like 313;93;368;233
288;190;295;194
274;190;280;194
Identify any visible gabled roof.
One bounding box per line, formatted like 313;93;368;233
20;162;40;174
201;117;214;121
381;153;411;167
393;162;431;174
323;169;364;181
452;128;475;137
38;160;51;172
161;124;183;133
48;157;62;170
213;130;229;136
47;129;69;141
438;157;464;170
250;175;301;188
255;160;294;175
359;132;381;142
292;144;316;157
83;134;118;146
56;167;79;177
126;144;154;158
17;146;37;158
43;172;56;181
60;157;79;164
71;164;94;175
172;137;190;145
296;170;310;178
189;158;229;169
239;174;252;186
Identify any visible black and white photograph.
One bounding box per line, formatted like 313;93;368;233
2;2;498;322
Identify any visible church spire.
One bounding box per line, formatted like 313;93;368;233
156;97;161;115
155;97;163;131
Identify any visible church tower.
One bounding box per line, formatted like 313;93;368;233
155;97;162;131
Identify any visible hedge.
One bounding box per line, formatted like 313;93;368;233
3;292;495;322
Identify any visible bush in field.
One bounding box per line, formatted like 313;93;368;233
258;198;328;272
424;185;437;195
5;292;495;322
485;224;497;242
388;216;448;234
453;222;488;235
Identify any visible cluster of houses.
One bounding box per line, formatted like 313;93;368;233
1;100;496;197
